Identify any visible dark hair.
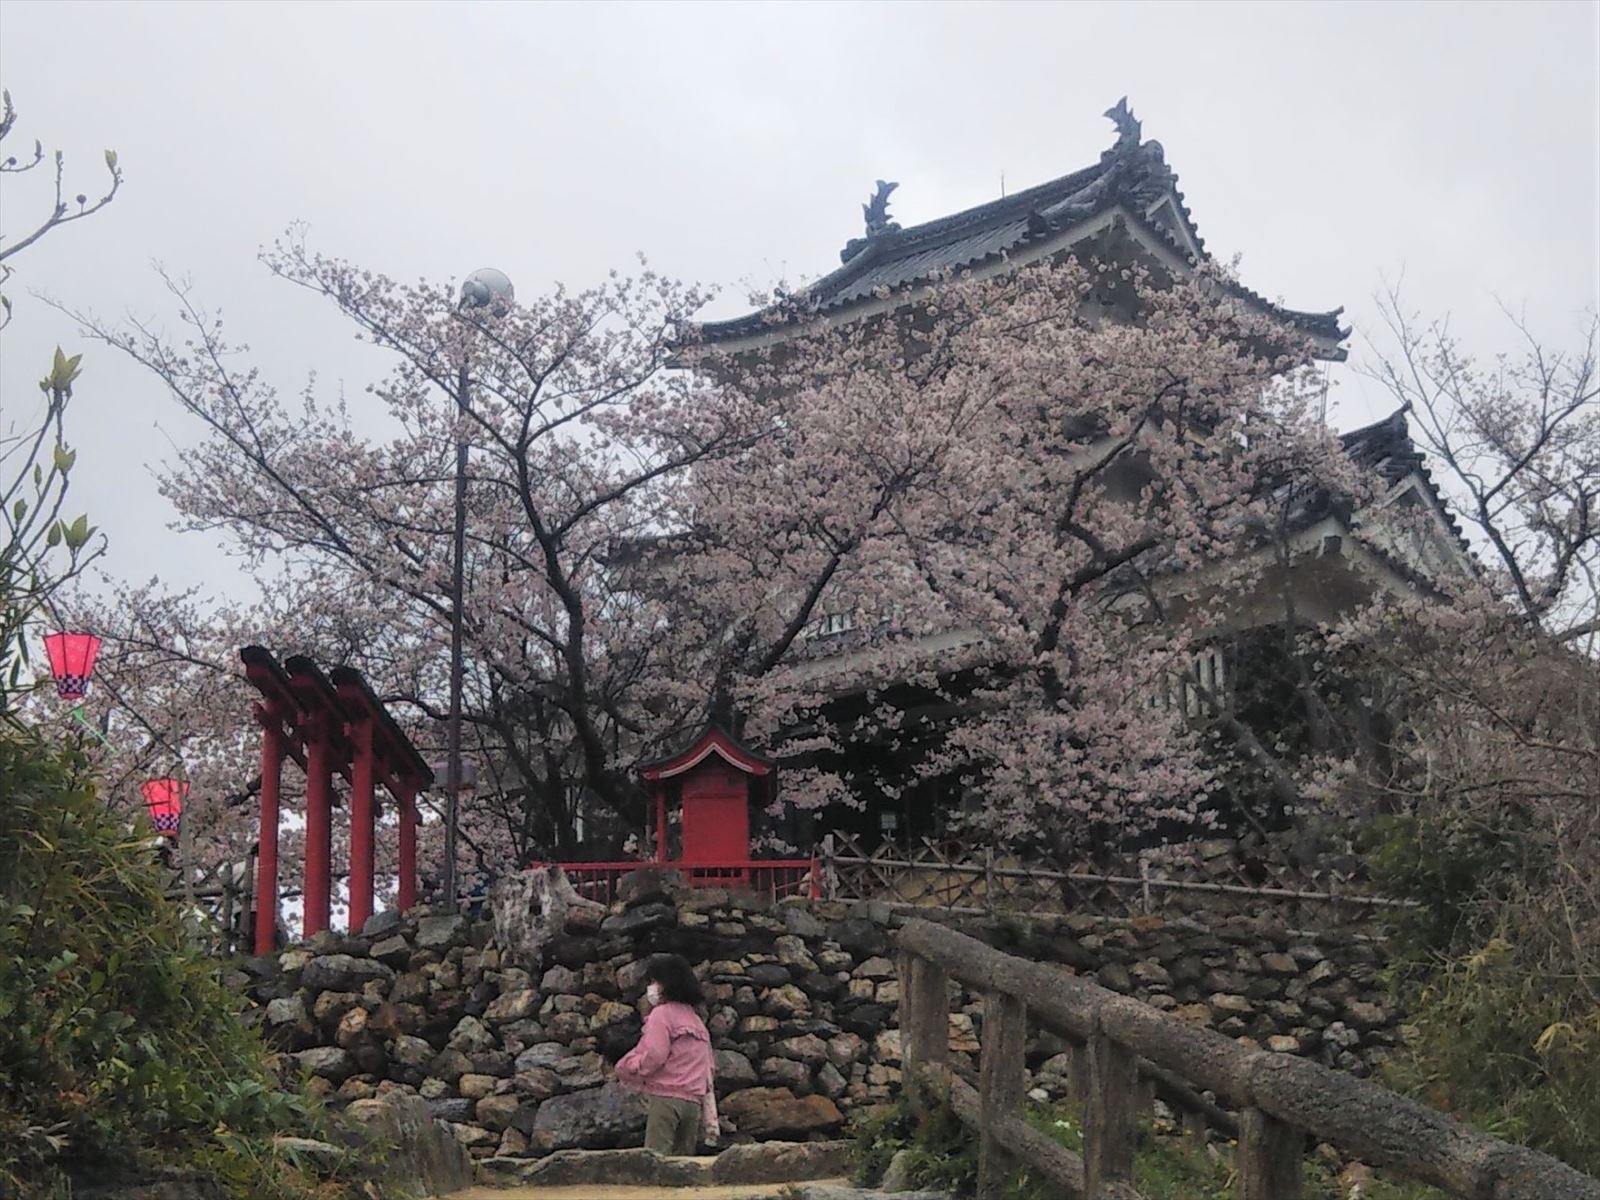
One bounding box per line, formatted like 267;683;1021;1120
645;953;704;1007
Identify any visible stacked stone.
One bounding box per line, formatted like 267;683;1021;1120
242;877;924;1161
238;874;1400;1164
1009;911;1401;1091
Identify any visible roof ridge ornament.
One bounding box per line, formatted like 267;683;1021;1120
1102;96;1142;159
863;179;900;237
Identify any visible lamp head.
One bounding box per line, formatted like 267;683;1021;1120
460;268;515;313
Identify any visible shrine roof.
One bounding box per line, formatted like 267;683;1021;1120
640;720;775;781
696;99;1346;353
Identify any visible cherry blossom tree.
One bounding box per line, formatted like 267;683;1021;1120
1323;303;1600;1160
61;229;767;878
1370;290;1599;647
64;238;1357;880
661;259;1354;852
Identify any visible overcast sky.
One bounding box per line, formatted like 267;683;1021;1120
2;0;1597;598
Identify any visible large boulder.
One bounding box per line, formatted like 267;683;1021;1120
595;1017;644;1064
490;866;607;971
616;866;689;910
426;1098;474;1124
361;909;404;939
828;918;888;957
710;1140;854;1185
294;1046;355;1085
370;935;412;968
509;1148;707;1188
780;905;827;939
775;1034;829;1065
514;1042;571;1071
447;1015;494;1053
392;1035;433;1067
343;1092;472;1196
601;902;676;938
300;954;394;993
483;988;538;1024
263;995;315;1050
415;913;467;951
747;963;792;987
714;1048;759;1093
475;1094;520;1132
527;1082;648;1151
540;964;581;994
721;1087;844;1138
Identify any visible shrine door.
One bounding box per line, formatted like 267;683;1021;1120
679;766;750;885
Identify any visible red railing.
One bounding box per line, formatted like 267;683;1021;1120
537;858;819;905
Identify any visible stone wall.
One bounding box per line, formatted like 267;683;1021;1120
236;870;1402;1165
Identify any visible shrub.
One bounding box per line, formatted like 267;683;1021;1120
0;729;353;1198
848;1094;976;1192
1371;815;1600;1176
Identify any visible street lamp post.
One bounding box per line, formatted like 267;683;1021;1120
443;267;514;910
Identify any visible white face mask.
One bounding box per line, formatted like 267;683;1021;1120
646;982;663;1006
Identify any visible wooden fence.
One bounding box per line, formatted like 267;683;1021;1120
165;852;256;957
823;832;1409;928
536;858;818;905
896;919;1600;1199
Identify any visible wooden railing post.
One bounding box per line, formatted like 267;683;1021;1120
1238;1107;1301;1200
978;990;1026;1198
893;917;1600;1200
1085;1026;1139;1197
897;950;949;1109
1068;1036;1092;1109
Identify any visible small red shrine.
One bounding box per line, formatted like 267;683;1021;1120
539;721;813;901
640;721;776;871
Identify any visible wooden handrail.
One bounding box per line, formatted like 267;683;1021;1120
896;918;1600;1200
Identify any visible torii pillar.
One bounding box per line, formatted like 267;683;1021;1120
242;647;433;955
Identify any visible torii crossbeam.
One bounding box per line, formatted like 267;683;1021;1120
241;646;433;953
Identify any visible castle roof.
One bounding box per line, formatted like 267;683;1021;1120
698;99;1347;356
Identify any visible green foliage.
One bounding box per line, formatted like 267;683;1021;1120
857;1093;1444;1200
0;348;104;718
1369;815;1600;1176
1364;812;1533;971
1010;1100;1444;1200
848;1095;976;1192
0;729;357;1198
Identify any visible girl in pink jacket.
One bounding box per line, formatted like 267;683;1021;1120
615;954;716;1155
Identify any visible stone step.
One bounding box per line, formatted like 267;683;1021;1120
459;1185;830;1200
457;1186;949;1200
473;1142;853;1190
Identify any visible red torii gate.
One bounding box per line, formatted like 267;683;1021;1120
242;646;433;954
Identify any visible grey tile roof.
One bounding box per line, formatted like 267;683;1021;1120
697;101;1346;348
1338;408;1469;552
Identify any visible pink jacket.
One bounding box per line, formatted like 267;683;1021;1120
615;1001;714;1103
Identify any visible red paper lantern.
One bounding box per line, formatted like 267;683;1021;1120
43;631;102;701
140;778;187;837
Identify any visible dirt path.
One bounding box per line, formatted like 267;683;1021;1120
455;1180;849;1200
